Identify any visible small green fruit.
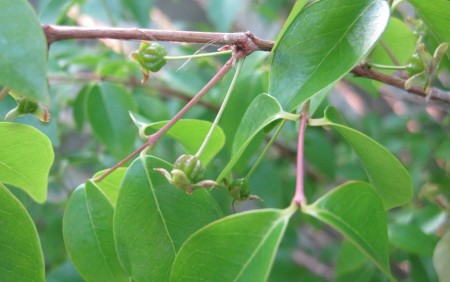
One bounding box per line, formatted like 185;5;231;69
406;53;425;76
129;41;167;83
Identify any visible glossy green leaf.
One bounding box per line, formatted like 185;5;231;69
114;156;222;281
311;106;413;209
408;0;450;58
120;0;153;27
0;0;49;102
303;181;391;278
63;182;128;281
272;0;309;52
270;0;390;111
142;119;225;166
0;183;45;281
207;0;241;32
87;82;137;159
171;204;296;281
217;94;297;181
388;223;437;256
93;167;127;206
0;122;53;203
433;231;450;282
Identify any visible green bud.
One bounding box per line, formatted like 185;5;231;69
173;154;204;183
4;97;50;122
129;41;167;83
406;53;425;76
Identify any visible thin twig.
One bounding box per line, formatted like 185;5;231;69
93;53;236;182
42;25;450;105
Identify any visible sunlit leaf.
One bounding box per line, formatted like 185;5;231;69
114;156;222;281
310;106;413;209
63;182;128;281
142;118;225;166
303;181;391;278
93;167;127;206
0;183;45;281
0;0;49;102
0;122;53;203
270;0;390;111
171;204;297;281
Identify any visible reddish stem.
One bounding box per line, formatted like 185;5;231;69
294;106;309;207
93;54;236;182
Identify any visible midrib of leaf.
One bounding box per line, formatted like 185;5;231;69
141;157;177;254
233;208;293;282
84;188;116;281
309;207;390;276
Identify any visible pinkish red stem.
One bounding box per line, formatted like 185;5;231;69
293;106;309;207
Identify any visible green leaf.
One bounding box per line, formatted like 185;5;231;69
0;0;49;102
408;0;450;58
311;106;413;209
388;223;437;256
93;167;127;206
370;17;416;73
87;82;137;159
144;119;225;166
207;0;241;32
0;183;45;282
114;156;223;281
217;94;296;181
73;84;91;131
303;181;391;278
433;231;450;282
272;0;310;52
0;122;54;203
170;204;296;281
269;0;390;111
63;182;128;282
120;0;153;27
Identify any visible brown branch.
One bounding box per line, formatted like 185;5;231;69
43;25;273;52
42;25;450;105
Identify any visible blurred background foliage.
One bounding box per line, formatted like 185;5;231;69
2;0;448;280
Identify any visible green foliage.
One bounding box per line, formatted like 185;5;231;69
0;122;53;203
1;0;449;280
303;181;391;278
114;156;222;280
171;205;296;281
63;182;128;281
0;183;45;281
311;106;413;209
87;82;138;159
0;0;48;102
408;0;450;58
140;118;225;165
269;0;390;111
